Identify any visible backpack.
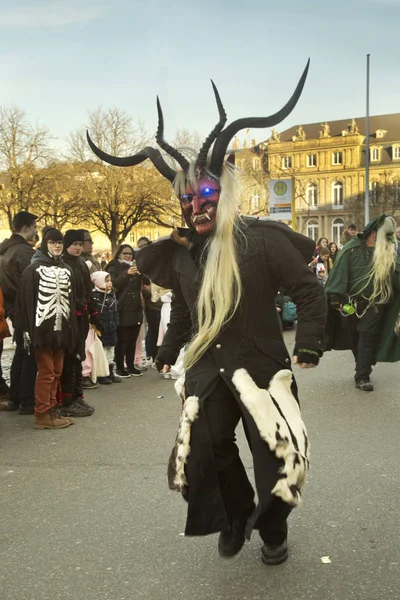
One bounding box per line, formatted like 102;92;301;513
282;300;297;324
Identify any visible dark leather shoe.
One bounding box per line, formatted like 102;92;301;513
0;399;19;411
355;380;374;392
261;540;288;565
218;518;246;558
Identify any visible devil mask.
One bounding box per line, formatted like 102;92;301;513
87;60;310;236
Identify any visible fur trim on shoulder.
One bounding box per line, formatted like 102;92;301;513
232;368;309;507
171;229;191;249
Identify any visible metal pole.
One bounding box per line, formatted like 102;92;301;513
365;54;370;225
291;175;296;231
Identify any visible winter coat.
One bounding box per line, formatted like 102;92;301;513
136;217;327;536
62;253;100;358
0;234;34;322
106;260;143;327
14;250;77;352
0;287;11;341
325;237;400;362
91;288;119;347
81;252;101;275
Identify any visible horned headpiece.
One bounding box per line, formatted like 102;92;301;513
87;60;310;182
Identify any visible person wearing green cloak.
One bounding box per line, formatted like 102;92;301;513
325;214;400;391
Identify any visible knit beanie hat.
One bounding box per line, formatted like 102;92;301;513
40;227;63;254
91;271;111;291
63;229;85;249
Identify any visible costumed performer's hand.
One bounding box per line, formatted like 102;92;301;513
293;355;318;370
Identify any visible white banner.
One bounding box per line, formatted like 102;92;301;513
269;179;292;220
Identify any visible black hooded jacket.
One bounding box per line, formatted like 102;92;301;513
14;250;77;352
0;234;34;320
136;217;327;394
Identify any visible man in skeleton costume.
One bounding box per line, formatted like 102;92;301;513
325;214;400;391
87;60;327;565
15;228;77;429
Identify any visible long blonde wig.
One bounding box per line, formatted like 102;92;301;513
173;162;244;370
359;215;397;305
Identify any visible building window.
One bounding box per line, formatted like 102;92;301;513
252;158;261;171
307;154;317;167
129;232;135;244
393;147;400;160
281;156;292;169
251;194;260;212
306;218;319;241
332;181;344;207
332;152;343;166
306;183;318;208
236;159;243;170
370;181;380;205
332;218;345;245
370;147;380;162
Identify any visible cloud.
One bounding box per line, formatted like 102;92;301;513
0;2;108;28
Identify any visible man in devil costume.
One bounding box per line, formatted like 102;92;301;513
87;60;327;565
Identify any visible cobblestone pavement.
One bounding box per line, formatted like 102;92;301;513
0;331;399;600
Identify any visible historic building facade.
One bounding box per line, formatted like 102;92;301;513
260;113;400;242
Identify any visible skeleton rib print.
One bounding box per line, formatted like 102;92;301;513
35;265;71;331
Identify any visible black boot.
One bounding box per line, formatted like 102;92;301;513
109;364;121;383
261;539;288;565
218;517;247;558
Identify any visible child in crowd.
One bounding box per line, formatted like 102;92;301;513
316;246;331;284
91;271;121;384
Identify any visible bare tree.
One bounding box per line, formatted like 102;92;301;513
0;105;53;228
69;107;176;251
173;128;202;154
34;162;86;230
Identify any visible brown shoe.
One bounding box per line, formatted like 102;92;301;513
34;409;73;430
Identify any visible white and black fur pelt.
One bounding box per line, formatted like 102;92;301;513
167;370;309;507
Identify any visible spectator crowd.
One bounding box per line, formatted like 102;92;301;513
0;213;375;430
0;212;176;430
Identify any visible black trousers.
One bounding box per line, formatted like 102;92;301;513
348;305;385;381
60;354;83;405
9;329;37;409
115;325;141;370
187;378;290;544
145;309;161;360
0;340;9;395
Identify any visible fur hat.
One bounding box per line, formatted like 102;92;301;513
63;229;85;249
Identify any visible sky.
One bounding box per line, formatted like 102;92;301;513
1;0;400;154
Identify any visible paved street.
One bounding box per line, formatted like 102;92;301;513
1;331;399;600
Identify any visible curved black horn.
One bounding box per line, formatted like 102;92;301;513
86;131;177;182
156;97;189;172
195;80;227;171
209;59;310;177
